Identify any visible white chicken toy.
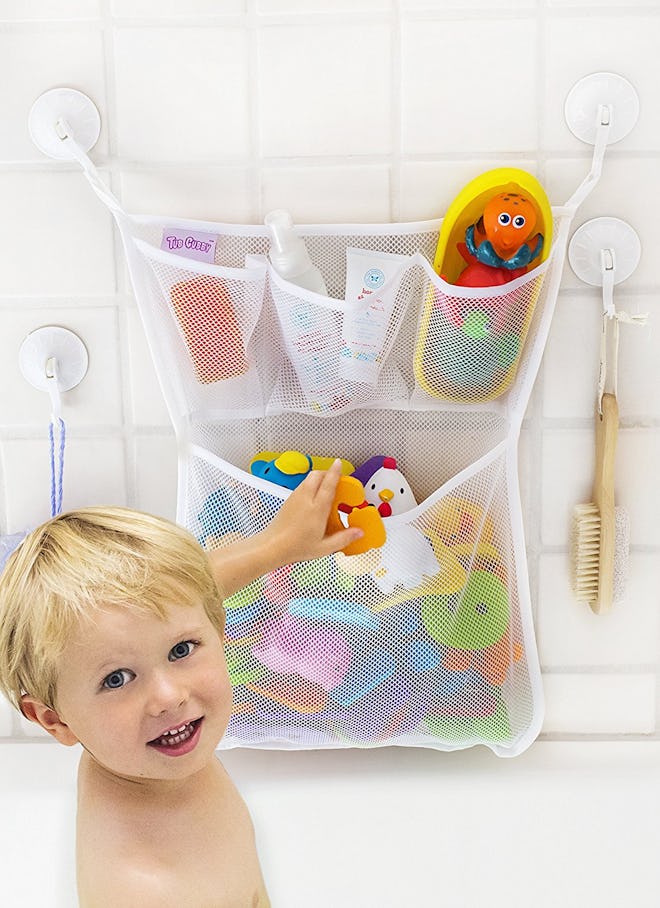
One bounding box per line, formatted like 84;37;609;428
352;456;417;518
348;456;438;593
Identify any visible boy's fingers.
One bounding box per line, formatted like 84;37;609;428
313;459;343;503
319;527;364;557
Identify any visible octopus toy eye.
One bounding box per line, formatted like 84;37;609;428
498;212;511;226
513;215;526;229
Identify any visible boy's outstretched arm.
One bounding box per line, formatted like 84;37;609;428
207;459;364;599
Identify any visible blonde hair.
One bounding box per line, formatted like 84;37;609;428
0;507;224;713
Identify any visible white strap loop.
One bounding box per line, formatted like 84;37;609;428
55;116;127;218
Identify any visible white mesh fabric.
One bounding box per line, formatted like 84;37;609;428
112;212;574;755
184;443;532;752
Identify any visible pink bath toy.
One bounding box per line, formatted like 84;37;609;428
251;614;351;692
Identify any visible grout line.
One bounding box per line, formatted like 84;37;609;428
390;0;402;223
247;0;263;222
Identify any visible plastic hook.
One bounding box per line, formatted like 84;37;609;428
18;326;88;417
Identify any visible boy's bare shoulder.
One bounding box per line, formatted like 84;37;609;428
78;860;271;908
76;756;270;908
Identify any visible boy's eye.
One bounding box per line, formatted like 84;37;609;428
102;669;134;690
169;640;198;662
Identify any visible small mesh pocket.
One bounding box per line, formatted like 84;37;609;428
133;239;267;417
413;258;550;404
267;269;418;416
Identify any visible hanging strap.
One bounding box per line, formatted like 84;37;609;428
565;105;611;212
48;416;66;518
55;116;128;219
597;264;648;412
45;357;67;517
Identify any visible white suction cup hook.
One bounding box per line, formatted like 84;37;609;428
28;88;101;160
569;218;641;288
565;72;639;146
19;326;89;415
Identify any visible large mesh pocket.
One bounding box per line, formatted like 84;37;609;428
413;258;549;404
267;263;420;416
133;240;267;417
182;443;541;755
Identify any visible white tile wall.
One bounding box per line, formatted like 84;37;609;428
0;3;658;743
257;24;393;158
401;18;538;155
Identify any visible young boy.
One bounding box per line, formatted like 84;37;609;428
0;461;362;908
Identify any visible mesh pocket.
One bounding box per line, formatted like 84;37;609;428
413;259;549;404
182;443;541;755
267;261;421;416
134;240;267;416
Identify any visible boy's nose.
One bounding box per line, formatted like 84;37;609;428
147;670;188;716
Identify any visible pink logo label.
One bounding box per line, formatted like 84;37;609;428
161;228;218;263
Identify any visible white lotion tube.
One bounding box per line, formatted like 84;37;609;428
340;247;410;385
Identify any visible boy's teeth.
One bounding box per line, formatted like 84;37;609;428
153;721;196;746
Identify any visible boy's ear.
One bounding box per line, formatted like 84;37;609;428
20;696;79;746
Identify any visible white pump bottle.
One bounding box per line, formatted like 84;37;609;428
264;209;328;295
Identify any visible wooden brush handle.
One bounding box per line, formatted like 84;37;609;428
593;392;618;613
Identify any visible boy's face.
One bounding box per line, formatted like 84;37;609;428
49;597;232;783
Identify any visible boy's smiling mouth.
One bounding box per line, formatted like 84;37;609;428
147;717;203;754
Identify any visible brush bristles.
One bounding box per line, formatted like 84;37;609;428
572;503;601;602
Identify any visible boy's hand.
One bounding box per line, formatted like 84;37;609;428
261;459;364;567
208;460;365;599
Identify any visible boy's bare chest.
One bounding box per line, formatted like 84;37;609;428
77;772;269;907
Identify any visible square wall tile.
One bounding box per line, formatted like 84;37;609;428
125;308;172;427
541;428;591;547
258;24;392;158
537;553;660;669
542;672;656;735
1;436;127;533
0;28;107;162
258;0;388;9
543;17;659;151
0;173;116;296
134;434;178;521
0;307;123;430
114;27;251;162
617;429;660;547
401;19;538;155
542;293;601;420
0;1;101;19
260;165;391;223
401;0;534;7
616;313;660;422
120;167;255;223
399;159;539;222
549;0;658;6
112;0;244;15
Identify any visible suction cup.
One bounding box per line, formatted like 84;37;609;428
565;72;639;146
28;88;101;160
568;217;641;286
19;326;89;394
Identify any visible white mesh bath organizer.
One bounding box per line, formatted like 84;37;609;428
29;75;637;756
